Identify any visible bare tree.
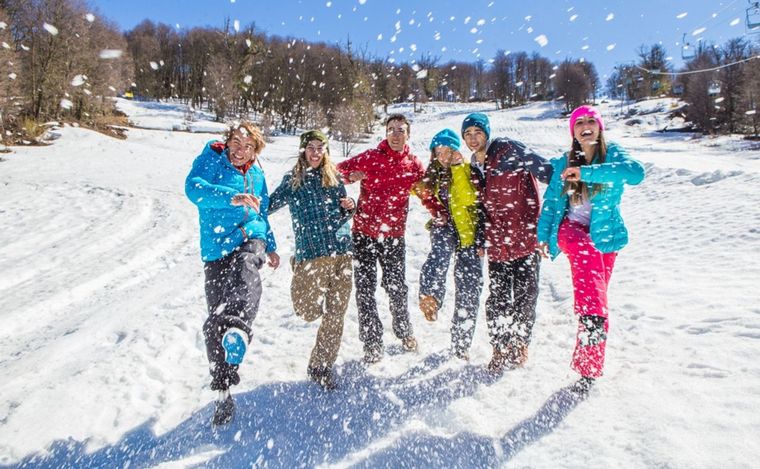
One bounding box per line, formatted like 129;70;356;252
554;60;592;111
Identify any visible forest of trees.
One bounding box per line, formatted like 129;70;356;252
1;0;759;149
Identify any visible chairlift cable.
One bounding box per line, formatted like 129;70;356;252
635;55;760;76
687;0;740;32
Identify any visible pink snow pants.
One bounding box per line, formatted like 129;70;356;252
557;220;617;378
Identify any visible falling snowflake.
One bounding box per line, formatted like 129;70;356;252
233;20;240;32
71;75;86;86
60;99;73;110
43;23;58;35
244;75;252;84
99;49;123;59
730;18;740;26
692;27;706;36
85;13;95;22
606;43;616;51
570;14;578;22
534;34;548;47
149;61;159;70
606;13;614;21
416;69;428;79
677;12;688;19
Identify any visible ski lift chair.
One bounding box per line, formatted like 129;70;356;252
747;1;760;33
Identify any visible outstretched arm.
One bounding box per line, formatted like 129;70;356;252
489;139;553;183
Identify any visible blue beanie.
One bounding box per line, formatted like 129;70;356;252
429;128;461;151
461;112;490;141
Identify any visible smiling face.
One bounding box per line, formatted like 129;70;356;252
303;139;326;169
434;145;453;166
226;130;257;167
385;119;409;152
572;115;601;147
462;126;487;152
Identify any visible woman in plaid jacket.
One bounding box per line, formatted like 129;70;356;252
269;130;355;390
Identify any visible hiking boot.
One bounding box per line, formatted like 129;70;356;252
451;348;470;361
508;343;529;368
571;376;596;397
419;295;439;321
401;336;418;352
308;367;337;391
363;344;383;364
222;328;249;365
487;346;509;374
212;389;235;426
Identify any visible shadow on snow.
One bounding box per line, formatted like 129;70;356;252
8;351;585;468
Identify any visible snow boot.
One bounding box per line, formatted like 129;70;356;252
363;344;383;364
508;343;529;368
419;295;439;321
571;376;595;397
401;336;418;352
451;347;469;361
222;327;249;365
487;346;509;374
212;389;235;426
308;367;337;391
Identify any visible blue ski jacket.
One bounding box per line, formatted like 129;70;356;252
185;141;276;262
537;142;645;259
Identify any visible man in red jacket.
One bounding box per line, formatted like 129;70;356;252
337;114;427;364
462;112;552;374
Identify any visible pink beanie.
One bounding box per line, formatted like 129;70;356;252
569;105;604;136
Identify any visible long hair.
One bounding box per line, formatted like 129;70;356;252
562;132;608;204
290;147;340;190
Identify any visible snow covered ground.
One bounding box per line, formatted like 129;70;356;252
1;98;759;468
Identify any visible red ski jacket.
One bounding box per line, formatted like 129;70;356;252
337;140;431;239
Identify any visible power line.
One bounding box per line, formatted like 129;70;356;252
634;55;760;76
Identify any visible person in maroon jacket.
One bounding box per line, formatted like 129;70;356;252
337;114;433;364
461;112;552;373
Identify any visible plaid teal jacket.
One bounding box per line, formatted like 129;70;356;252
269;167;354;262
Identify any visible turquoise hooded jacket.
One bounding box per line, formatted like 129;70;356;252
537;142;645;259
185;141;276;262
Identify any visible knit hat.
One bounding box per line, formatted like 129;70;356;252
429;128;461;151
461;112;490;141
299;130;329;153
569;105;604;136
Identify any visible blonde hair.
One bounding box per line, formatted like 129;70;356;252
290;142;340;190
562;132;608;204
224;121;266;155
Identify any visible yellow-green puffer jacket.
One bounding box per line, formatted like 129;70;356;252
427;161;480;248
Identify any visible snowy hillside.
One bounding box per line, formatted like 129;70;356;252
1;99;759;468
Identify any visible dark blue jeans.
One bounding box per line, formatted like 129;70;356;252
419;223;483;354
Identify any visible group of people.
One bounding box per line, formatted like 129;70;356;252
185;105;645;425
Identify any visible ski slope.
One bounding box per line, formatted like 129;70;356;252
1;98;759;468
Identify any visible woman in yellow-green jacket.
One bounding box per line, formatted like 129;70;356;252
418;128;484;361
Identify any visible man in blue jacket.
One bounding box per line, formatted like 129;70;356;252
185;122;280;425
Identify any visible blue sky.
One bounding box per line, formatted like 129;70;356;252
88;0;753;79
